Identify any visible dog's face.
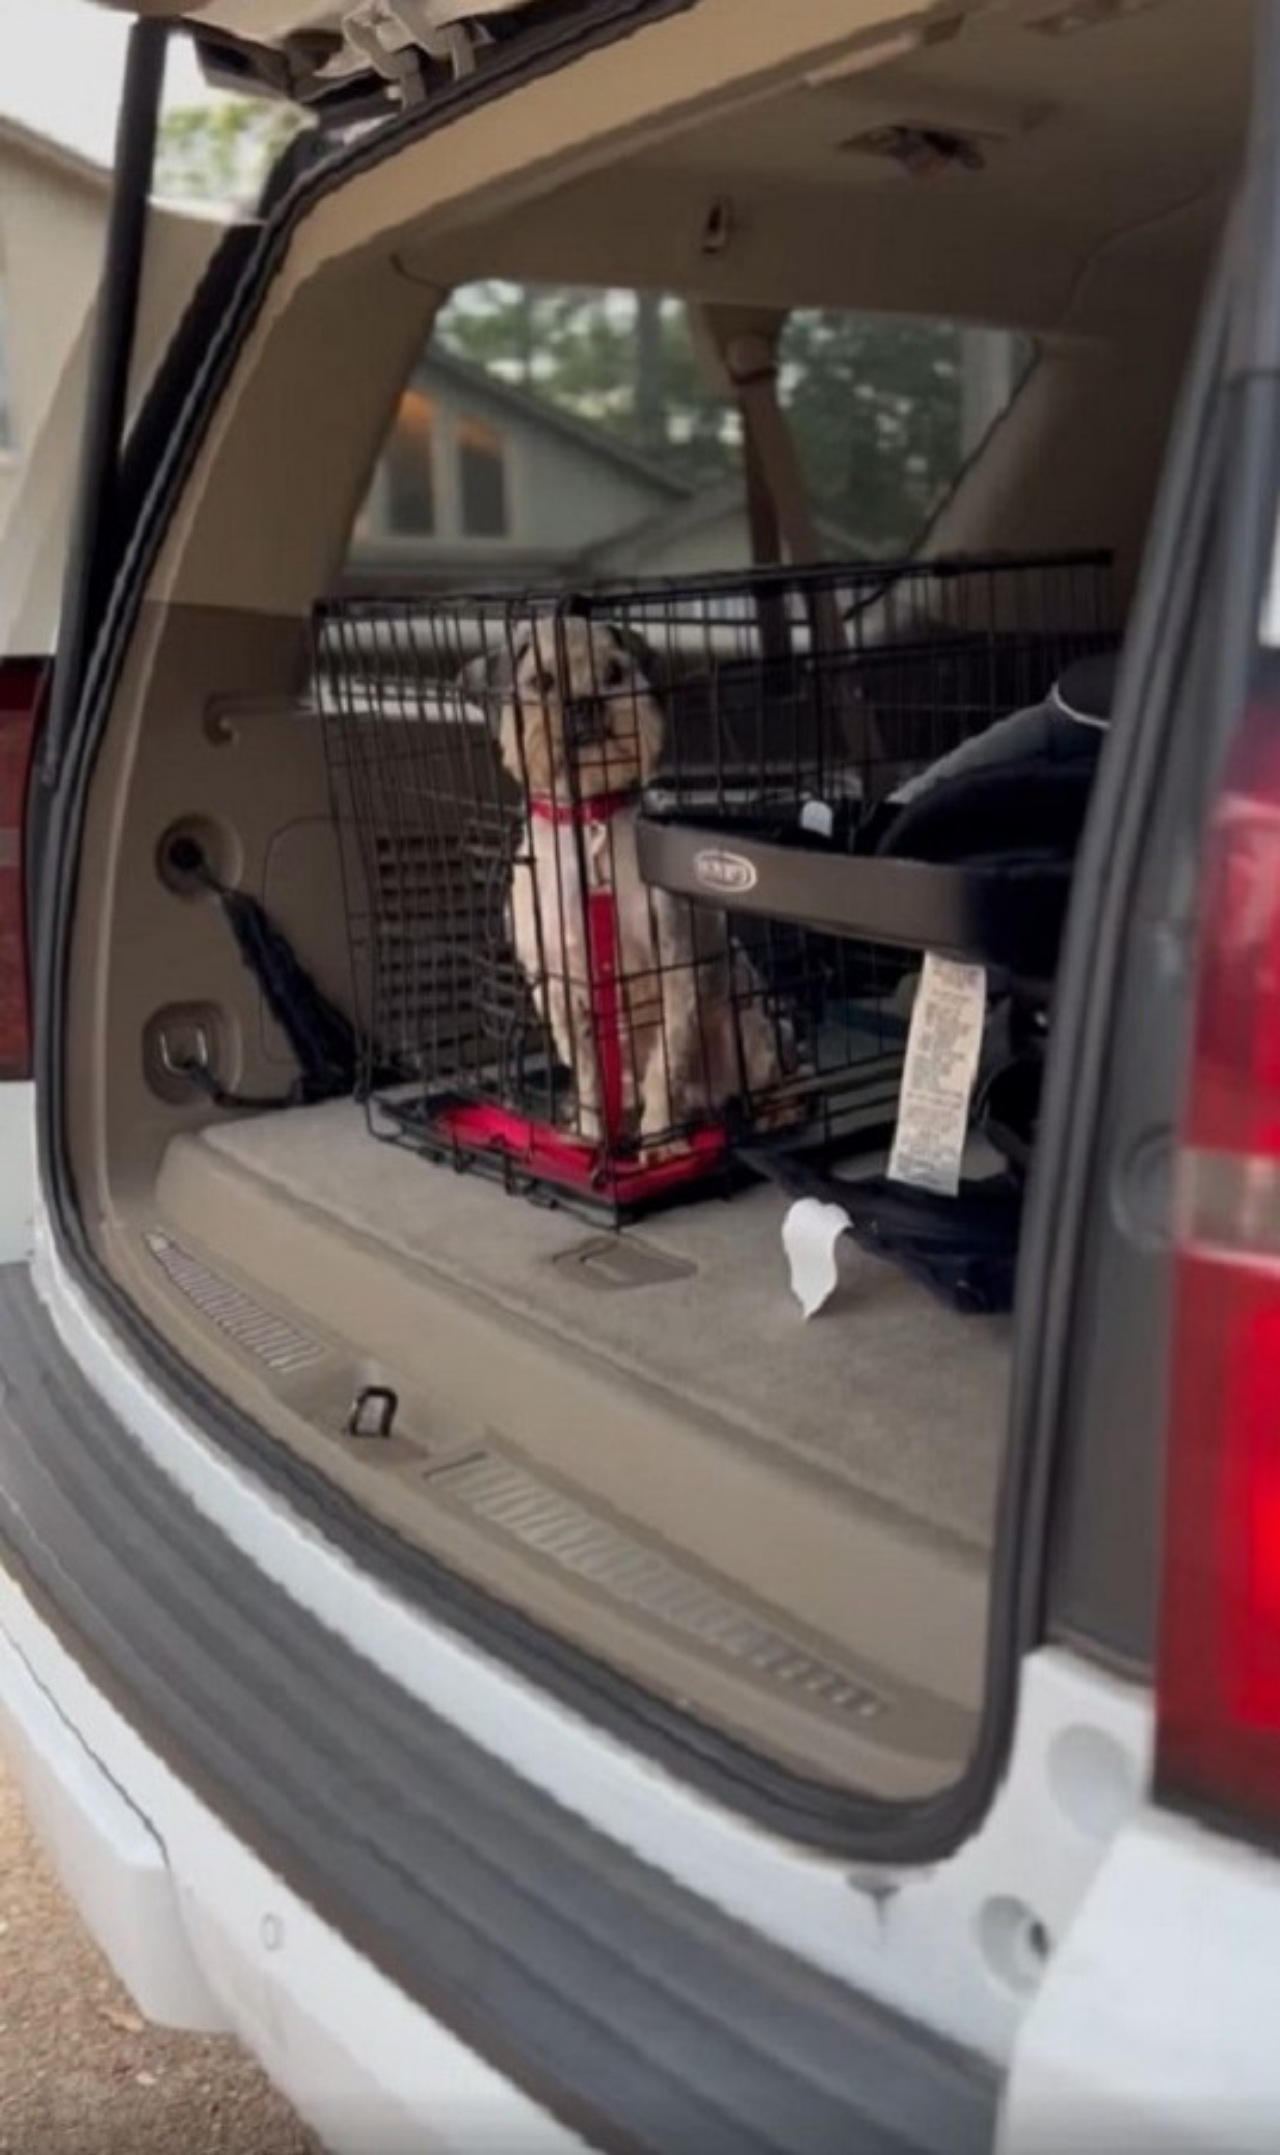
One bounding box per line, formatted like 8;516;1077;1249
498;617;664;801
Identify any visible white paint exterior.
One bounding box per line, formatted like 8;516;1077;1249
0;122;109;543
1000;1808;1280;2153
0;125;226;655
0;1567;581;2153
0;1081;34;1262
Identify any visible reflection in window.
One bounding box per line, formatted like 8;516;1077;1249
385;388;437;534
458;414;508;538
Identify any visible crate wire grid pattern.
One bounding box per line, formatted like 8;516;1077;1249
316;553;1115;1218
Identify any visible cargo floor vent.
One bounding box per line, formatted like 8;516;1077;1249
432;1452;886;1721
145;1232;324;1375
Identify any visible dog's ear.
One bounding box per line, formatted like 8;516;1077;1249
456;632;530;732
456;634;528;694
609;622;659;682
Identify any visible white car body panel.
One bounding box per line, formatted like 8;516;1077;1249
0;1564;580;2154
1000;1807;1280;2153
0;1083;35;1264
0;1596;225;2033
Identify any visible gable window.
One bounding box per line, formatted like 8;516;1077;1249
384;387;437;534
458;414;508;538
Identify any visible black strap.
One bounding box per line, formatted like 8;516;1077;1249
179;848;359;1112
742;1146;1021;1316
176;1060;315;1116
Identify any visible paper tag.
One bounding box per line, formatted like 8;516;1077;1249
888;954;987;1198
782;1197;852;1319
800;798;836;841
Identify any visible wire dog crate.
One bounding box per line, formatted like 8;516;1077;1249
316;552;1116;1222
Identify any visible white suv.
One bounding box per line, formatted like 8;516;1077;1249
2;1;1277;2147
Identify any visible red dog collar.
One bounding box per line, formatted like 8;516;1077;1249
527;791;634;1137
529;791;637;827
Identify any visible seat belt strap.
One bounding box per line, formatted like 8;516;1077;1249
724;334;828;567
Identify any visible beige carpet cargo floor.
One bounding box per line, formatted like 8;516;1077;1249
194;1101;1011;1554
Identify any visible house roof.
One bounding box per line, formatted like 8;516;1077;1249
0;116;111;194
420;345;694;503
592;474;873;568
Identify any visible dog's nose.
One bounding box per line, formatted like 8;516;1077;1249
565;697;605;744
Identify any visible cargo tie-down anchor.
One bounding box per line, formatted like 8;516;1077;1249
346;1387;400;1441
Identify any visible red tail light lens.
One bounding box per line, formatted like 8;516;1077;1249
1157;700;1280;1833
0;659;48;1081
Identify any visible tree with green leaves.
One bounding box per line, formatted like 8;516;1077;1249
780;311;966;551
436;282;994;553
437;286;741;490
155;100;302;209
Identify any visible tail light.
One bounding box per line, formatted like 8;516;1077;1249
1157;693;1280;1835
0;659;48;1080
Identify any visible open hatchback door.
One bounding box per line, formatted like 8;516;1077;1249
5;0;1279;2147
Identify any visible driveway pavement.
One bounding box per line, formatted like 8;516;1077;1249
0;1756;319;2155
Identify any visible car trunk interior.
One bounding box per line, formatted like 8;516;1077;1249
61;0;1253;1804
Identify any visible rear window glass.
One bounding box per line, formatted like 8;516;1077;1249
345;282;1033;582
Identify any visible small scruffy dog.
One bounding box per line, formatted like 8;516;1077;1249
495;614;796;1154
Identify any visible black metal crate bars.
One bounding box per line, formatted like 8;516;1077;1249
315;552;1116;1221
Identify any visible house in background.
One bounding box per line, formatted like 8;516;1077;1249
0;119;110;540
349;346;697;586
347;345;872;588
348;326;1020;587
589;476;867;579
0;122;223;654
